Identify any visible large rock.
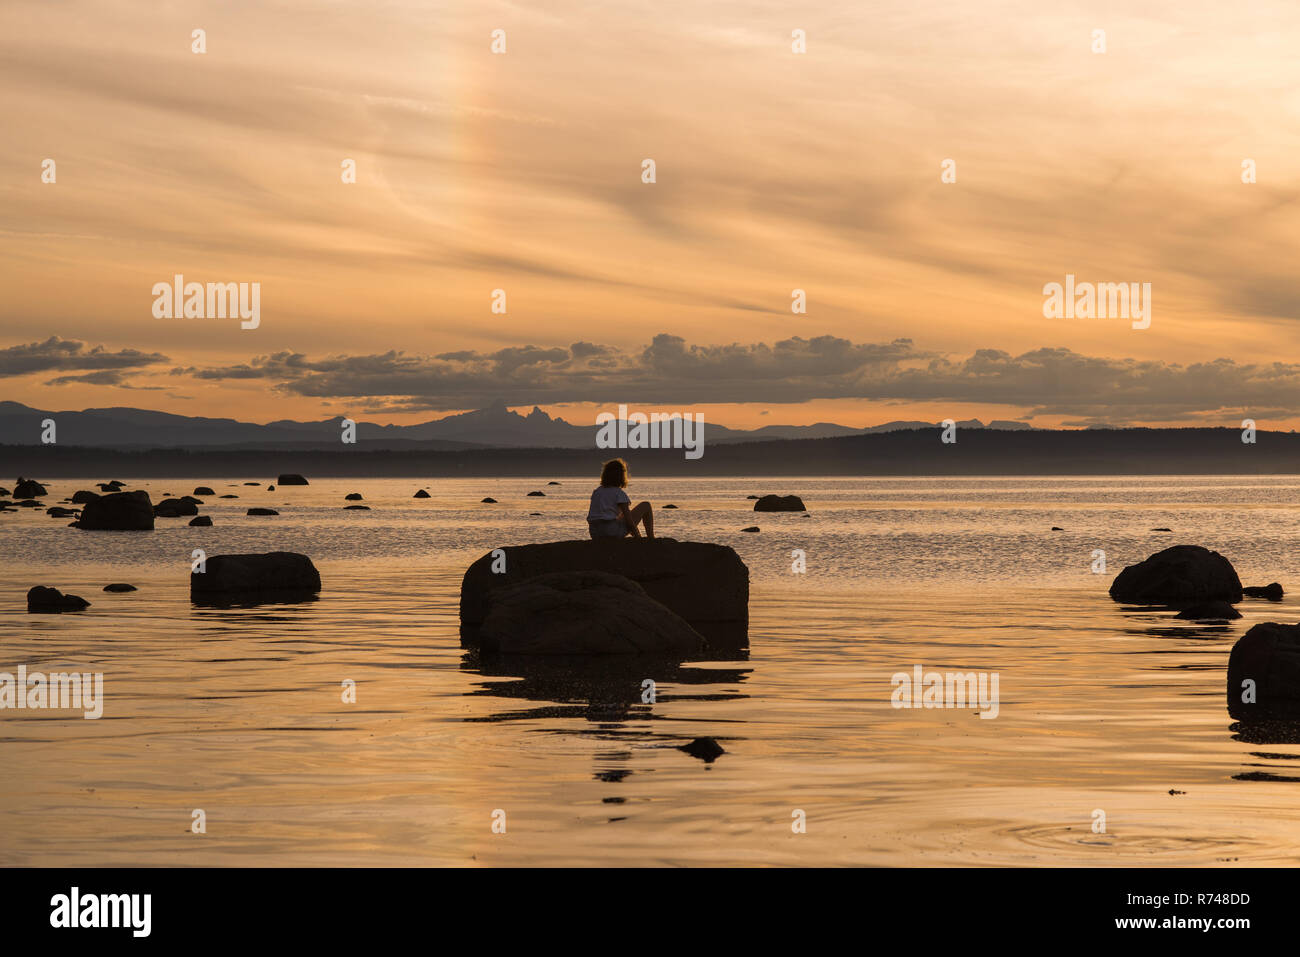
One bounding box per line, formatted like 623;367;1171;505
27;586;90;613
14;479;46;498
754;494;806;512
1228;623;1300;721
191;552;321;604
478;571;706;655
461;538;748;647
277;473;309;486
77;490;155;530
1109;545;1242;605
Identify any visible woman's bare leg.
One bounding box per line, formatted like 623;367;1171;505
627;501;654;538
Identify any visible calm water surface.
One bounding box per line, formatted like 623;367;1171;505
3;475;1300;866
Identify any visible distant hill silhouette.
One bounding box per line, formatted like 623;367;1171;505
0;400;1032;450
2;426;1295;477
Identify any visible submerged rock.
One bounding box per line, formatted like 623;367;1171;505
753;494;806;512
78;490;154;530
191;552;321;604
247;508;279;516
679;736;725;762
46;506;78;518
547;481;561;485
344;505;370;510
1176;601;1241;620
478;571;705;655
219;494;239;499
1244;583;1285;601
103;583;137;592
527;491;546;497
461;538;749;648
277;474;309;486
1109;545;1242;605
189;515;213;526
741;526;760;533
663;504;678;509
27;586;90;613
1228;623;1300;721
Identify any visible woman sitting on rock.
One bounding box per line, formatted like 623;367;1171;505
587;457;654;539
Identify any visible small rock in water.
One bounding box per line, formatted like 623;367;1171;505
481;497;497;503
663;504;678;509
277;474;309;486
547;481;561;485
1244;583;1285;601
679;737;725;763
267;485;276;492
220;494;238;499
1175;601;1240;620
530;512;541;516
193;486;215;496
27;586;90;613
413;489;430;498
746;495;759;500
243;482;260;486
344;505;370;510
71;490;100;504
345;493;363;500
1051;526;1064;531
741;526;760;533
754;494;806;512
1151;527;1172;532
189;516;212;526
14;478;47;498
527;490;546;497
247;508;279;516
46;507;78;518
103;583;137;592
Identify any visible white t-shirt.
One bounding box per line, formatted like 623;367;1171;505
588;485;630;521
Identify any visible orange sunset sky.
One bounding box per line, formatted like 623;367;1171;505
2;0;1300;431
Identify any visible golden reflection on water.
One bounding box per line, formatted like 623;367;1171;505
3;477;1300;865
